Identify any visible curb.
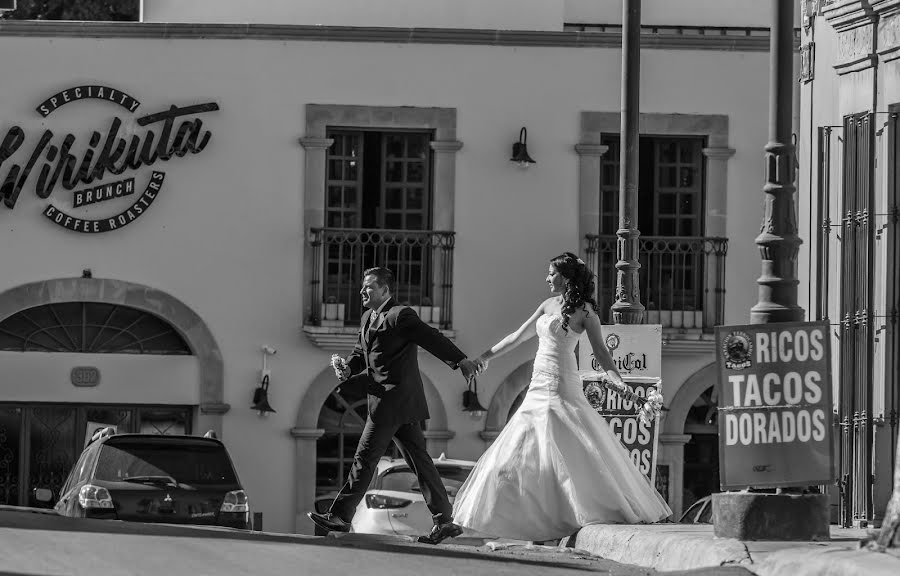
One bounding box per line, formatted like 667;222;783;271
753;546;900;576
570;525;752;572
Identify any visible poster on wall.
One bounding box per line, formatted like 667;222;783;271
715;321;835;489
578;324;663;484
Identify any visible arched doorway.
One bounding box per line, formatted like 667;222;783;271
682;385;719;511
314;378;402;502
0;277;225;507
293;366;452;533
482;361;533;443
661;361;718;519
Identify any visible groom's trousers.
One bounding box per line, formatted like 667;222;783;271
328;417;453;524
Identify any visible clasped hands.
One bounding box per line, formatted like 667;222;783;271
457;356;489;383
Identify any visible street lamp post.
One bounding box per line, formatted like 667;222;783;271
713;0;828;542
611;0;645;325
750;0;804;325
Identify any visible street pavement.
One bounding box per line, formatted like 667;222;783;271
0;507;748;576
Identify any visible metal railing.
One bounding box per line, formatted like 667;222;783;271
308;227;455;329
585;235;728;331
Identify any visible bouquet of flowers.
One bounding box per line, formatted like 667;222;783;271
331;354;349;380
579;371;664;425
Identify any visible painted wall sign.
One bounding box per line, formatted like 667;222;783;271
0;84;219;233
71;366;101;387
715;321;835;489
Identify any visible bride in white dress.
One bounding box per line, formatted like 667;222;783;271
452;252;672;542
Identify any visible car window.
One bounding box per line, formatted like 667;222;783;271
697;500;713;523
60;447;95;497
679;499;704;523
376;465;472;497
94;439;238;486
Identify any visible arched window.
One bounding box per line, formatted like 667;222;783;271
0;303;191;354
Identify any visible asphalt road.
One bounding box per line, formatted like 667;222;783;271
0;508;752;576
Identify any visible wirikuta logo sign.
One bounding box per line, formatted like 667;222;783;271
0;85;219;233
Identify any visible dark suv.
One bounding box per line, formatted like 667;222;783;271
37;428;250;530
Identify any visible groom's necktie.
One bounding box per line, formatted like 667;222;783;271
365;311;379;341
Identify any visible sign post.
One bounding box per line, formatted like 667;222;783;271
715;321;834;489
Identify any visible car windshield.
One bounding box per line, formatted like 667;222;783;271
377;465;472;497
94;438;238;487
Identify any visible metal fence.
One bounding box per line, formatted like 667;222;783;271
584;234;728;330
308;227;455;328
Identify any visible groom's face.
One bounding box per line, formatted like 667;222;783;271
360;274;390;310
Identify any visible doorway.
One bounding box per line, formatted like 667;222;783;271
0;403;191;507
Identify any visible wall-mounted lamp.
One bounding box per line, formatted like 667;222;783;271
251;345;278;415
462;378;487;419
252;374;276;415
510;127;536;169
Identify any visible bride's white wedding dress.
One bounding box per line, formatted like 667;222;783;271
453;312;672;541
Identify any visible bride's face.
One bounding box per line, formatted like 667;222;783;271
546;265;565;295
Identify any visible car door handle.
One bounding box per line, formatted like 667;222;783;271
390;513;407;518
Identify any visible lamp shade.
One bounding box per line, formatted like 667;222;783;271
462;379;487;418
510;127;536;168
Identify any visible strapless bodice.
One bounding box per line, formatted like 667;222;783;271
533;313;580;377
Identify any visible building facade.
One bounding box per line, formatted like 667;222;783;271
0;0;796;533
798;0;900;528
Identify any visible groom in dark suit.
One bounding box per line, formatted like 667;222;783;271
308;267;477;544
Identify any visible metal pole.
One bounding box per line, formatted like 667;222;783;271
611;0;645;325
750;0;804;324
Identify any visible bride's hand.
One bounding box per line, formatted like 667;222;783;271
474;356;489;374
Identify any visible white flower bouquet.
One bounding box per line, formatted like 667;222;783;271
579;371;664;425
331;354;349;379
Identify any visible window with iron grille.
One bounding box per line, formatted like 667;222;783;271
596;135;708;324
0;303;191;354
322;129;437;324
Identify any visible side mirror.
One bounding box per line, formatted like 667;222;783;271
33;488;53;503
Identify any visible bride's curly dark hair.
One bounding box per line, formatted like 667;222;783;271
550;252;599;332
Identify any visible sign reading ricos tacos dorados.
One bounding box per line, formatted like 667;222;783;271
0;84;219;232
715;321;834;489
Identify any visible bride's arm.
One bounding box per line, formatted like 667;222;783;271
475;302;546;365
582;307;628;390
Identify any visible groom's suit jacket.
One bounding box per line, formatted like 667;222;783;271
345;298;466;426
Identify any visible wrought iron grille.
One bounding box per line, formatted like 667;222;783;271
584;235;728;330
308;227;455;328
837;112;875;527
0;303;191;354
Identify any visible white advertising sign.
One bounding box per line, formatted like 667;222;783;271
578;324;662;378
578;324;663;485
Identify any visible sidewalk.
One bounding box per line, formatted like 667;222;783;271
562;523;900;575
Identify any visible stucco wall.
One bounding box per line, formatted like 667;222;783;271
141;0;793;29
141;0;565;29
0;29;774;532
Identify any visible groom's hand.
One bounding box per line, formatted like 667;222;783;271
458;358;478;382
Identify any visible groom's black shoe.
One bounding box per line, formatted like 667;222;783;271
416;521;463;545
307;511;352;533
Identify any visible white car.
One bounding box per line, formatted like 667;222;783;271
346;454;485;540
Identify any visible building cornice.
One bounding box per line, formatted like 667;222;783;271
0;20;797;52
823;0;878;31
301;325;455;352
